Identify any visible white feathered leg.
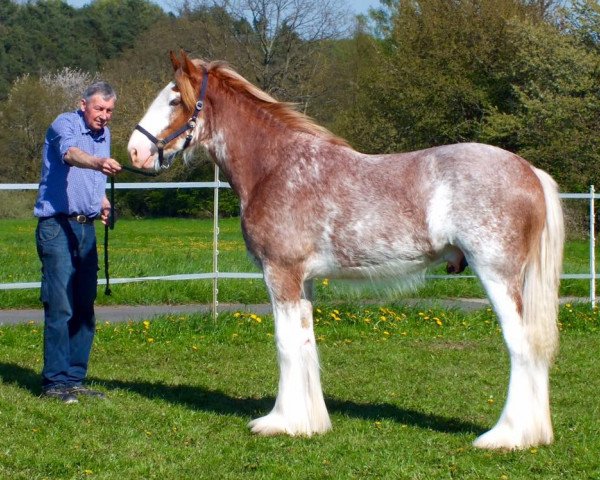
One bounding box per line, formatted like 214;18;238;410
249;299;331;436
473;278;553;450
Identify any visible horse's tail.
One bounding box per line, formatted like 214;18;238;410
522;168;564;364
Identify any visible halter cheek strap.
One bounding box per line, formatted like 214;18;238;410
135;67;209;169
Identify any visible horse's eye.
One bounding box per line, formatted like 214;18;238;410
169;98;181;107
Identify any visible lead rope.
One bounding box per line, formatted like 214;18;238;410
104;176;115;295
104;165;159;296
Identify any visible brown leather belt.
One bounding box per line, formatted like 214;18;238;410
67;214;95;224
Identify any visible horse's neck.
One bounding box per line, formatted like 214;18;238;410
205;102;285;206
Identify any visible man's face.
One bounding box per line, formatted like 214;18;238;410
81;94;115;132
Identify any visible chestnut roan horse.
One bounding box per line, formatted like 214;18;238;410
128;52;564;450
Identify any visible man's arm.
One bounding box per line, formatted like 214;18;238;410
64;146;121;176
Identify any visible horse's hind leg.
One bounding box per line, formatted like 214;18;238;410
473;272;553;450
248;267;331;436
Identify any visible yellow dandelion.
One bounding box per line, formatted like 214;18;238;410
143;320;150;330
322;278;329;287
147;337;155;343
84;470;93;475
233;312;241;318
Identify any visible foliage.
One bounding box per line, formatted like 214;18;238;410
0;0;165;100
1;0;599;212
480;17;600;190
331;0;600;191
189;0;352;103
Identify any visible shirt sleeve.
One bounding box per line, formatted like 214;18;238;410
47;113;79;163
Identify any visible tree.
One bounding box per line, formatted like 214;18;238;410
0;71;92;182
0;0;166;100
183;0;352;105
79;0;166;60
328;0;600;192
481;17;600;190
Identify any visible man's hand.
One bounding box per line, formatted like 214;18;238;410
98;157;122;176
100;196;113;226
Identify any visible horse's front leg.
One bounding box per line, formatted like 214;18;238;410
249;270;331;436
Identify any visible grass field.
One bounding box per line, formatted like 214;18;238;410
0;217;597;309
1;219;599;478
0;304;599;479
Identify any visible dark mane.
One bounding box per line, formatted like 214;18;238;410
175;59;349;147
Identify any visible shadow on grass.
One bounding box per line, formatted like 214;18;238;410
0;361;484;436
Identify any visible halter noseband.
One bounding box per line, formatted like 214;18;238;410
135;67;209;169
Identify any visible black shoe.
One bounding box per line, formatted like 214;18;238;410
68;385;106;399
42;386;79;404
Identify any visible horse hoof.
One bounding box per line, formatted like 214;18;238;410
248;414;300;437
473;425;553;450
248;412;330;437
473;427;520;450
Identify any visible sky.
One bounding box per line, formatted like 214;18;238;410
63;0;382;16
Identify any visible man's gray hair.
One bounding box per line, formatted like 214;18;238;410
83;81;117;102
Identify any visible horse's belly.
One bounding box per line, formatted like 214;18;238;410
306;249;431;280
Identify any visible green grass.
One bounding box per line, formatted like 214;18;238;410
0;217;597;309
0;303;598;479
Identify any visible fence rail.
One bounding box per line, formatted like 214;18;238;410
1;180;598;310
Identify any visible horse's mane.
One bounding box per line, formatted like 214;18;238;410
175;59;349;147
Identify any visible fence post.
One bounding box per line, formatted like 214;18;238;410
212;165;221;320
590;185;596;308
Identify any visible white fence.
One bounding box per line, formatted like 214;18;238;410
1;177;598;311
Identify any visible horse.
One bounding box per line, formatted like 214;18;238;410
127;51;564;450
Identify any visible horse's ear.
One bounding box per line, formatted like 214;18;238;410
180;50;198;78
170;51;181;71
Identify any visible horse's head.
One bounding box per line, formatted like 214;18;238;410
127;51;208;171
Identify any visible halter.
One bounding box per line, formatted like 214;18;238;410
134;67;209;169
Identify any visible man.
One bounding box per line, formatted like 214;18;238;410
34;82;122;403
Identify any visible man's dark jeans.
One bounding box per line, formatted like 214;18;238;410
36;216;98;389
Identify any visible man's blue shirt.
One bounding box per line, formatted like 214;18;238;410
34;110;110;218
